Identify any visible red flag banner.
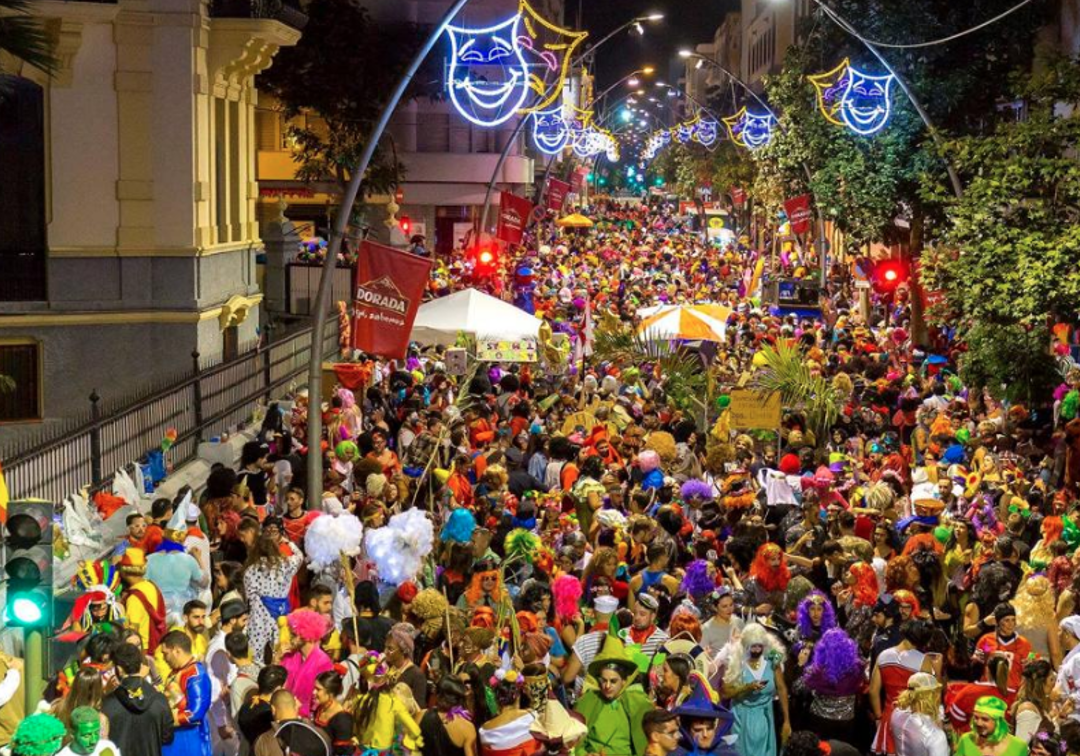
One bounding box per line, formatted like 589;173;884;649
571;166;589;192
546;179;571;212
730;186;747;206
496;191;532;246
352;240;432;359
783;194;813;235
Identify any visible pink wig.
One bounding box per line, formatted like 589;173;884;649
552;574;583;621
287;609;331;642
639;449;661;473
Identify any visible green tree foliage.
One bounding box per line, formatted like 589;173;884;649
752;0;1046;247
260;1;434;197
750;340;842;444
921;58;1080;402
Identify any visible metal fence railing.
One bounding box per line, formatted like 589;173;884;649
1;324;338;504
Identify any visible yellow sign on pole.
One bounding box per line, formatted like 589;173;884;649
727;388;782;429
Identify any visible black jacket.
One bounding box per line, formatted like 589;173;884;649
102;676;175;756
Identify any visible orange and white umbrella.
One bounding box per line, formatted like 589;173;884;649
637;304;733;342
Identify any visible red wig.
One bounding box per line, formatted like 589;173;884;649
902;532;944;558
749;543;790;594
1041;516;1064;549
848;562;879;608
892;589;921;617
668;612;703;643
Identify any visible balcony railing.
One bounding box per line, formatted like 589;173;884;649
210;0;307;30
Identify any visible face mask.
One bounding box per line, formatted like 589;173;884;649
749;647;764;659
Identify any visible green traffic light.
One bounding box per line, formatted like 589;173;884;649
9;596;44;625
586;173;594;181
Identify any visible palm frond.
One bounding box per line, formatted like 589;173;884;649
0;0;58;78
749;341;841;443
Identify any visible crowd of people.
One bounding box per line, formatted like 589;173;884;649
7;200;1080;756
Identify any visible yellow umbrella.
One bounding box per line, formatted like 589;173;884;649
637;304;733;342
556;213;594;228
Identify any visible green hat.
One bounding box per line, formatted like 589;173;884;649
972;696;1009;742
587;632;639;682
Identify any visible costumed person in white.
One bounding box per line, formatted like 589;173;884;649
889;672;949;756
1055;615;1080;721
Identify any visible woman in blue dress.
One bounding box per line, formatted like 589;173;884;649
722;623;791;756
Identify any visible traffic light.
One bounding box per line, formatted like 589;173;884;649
872;259;908;294
399;215;412;236
4;499;53;628
472;245;498;278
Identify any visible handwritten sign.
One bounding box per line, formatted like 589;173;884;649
727;388;782;429
477;339;537;363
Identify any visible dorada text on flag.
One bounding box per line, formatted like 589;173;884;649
355;276;409;315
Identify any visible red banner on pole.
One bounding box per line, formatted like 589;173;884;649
546;179;571;212
571;166;589;192
351;240;432;359
783;194;813;235
730;186;747;206
496;191;532;246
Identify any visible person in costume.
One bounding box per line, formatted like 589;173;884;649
243;534;303;665
975;603;1032;693
120;547;168;653
65;560;126;638
280;610;335;718
670;678;738;756
55;707;120;756
418;676;478;756
888;672;947;756
160;630;212;756
351;651;423;755
9;714;66;756
797;628;865;743
870;619;939;755
744;544;790;616
953;696;1029;756
574;632;653;756
478;670;539;756
723;622;790;756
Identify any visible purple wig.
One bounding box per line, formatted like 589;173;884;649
680;479;715;502
681;559;714;599
801;628;866;696
796;591;837;640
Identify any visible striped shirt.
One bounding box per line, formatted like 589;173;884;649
570;627;670;697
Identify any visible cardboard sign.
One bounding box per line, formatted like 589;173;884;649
727;388;782;429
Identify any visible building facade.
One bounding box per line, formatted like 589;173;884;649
0;0;302;442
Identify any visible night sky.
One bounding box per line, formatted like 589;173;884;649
580;0;739;90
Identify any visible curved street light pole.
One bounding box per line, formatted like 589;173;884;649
304;0;471;508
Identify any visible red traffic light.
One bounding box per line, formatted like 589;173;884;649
399;215;411;235
479;250;494;264
872;259;907;293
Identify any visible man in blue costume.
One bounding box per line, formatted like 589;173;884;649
671;677;739;756
160;630;212;756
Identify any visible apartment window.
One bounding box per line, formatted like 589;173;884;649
0;76;47;302
0;341;43;422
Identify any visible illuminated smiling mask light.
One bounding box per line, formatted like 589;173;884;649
446;16;530;127
723;107;775;150
516;0;588;113
838;66;895;136
531;106;570;154
694;118;719;147
809;58;895;136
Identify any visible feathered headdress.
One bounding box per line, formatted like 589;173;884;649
505;528;543;565
365;508;435;586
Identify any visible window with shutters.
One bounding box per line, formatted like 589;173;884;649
0;341;43;423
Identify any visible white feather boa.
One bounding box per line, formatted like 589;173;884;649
364;508;435;586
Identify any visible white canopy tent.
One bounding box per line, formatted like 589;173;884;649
410;288;542;346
